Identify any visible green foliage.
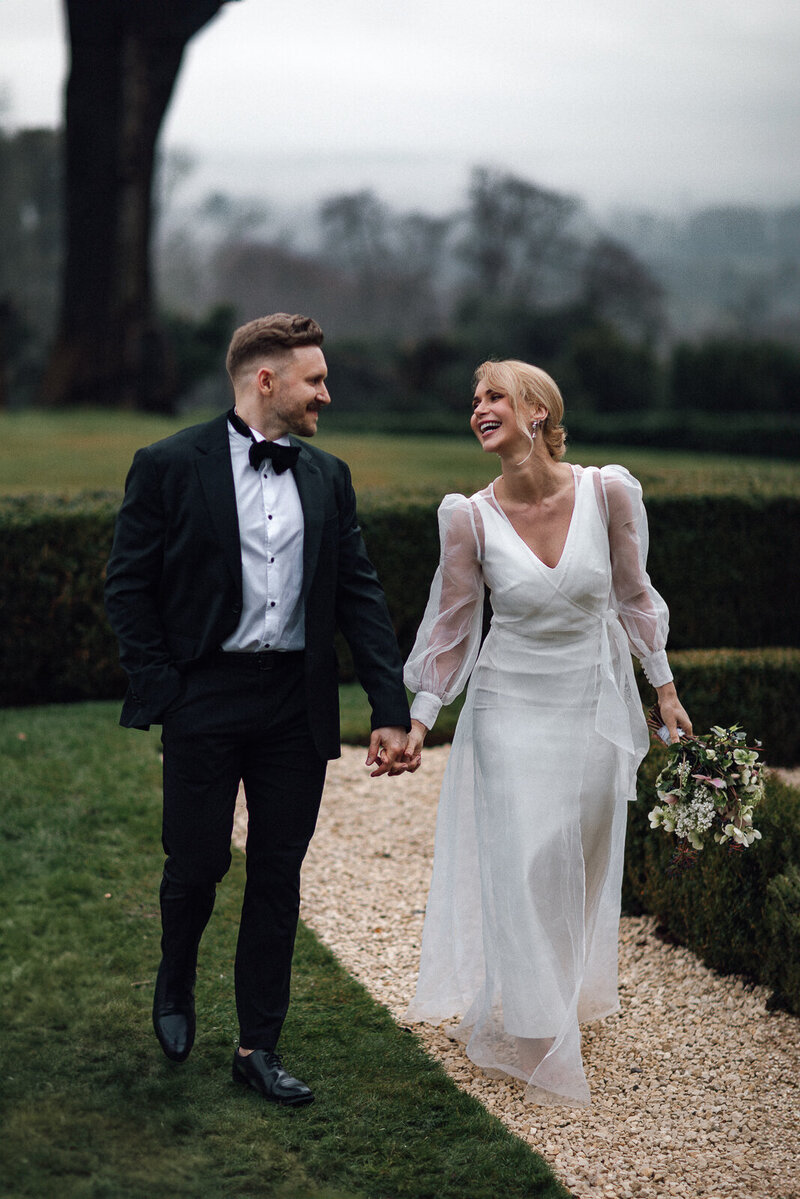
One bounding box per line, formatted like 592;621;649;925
563;409;800;459
567;324;663;413
162;302;236;402
0;702;568;1199
671;337;800;414
643;495;800;649
623;749;800;1015
0;493;124;705
764;865;800;1012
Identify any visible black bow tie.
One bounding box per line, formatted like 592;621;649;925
227;409;300;474
248;440;300;474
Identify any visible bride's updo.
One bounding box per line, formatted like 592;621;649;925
473;359;567;460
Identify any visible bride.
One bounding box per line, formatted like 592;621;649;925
402;359;691;1105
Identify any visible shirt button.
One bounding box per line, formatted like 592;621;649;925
270;557;275;564
270;601;276;607
268;514;273;520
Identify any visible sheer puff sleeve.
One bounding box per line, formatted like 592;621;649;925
598;465;673;688
404;494;485;730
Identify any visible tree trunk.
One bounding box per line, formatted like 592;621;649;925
41;0;234;409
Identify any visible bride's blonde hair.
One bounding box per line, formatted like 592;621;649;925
473;359;567;461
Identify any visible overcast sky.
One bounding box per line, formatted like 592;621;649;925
3;0;800;216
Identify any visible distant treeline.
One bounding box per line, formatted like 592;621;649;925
2;124;799;452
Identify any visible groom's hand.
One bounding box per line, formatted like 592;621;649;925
366;726;409;778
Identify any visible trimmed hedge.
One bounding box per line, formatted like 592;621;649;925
319;410;800;458
565;410;800;460
1;493;799;718
623;748;800;1015
0;493;123;706
636;647;800;765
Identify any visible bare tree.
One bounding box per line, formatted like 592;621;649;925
41;0;239;410
318;191;452;335
581;236;665;343
459;167;582;307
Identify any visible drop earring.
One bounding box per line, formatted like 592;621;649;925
530;418;541;441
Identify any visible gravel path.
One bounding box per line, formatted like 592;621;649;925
232;747;799;1199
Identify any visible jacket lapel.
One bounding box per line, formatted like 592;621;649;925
193;414;242;589
291;441;325;599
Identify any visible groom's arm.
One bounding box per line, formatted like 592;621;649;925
332;461;411;736
105;448;183;721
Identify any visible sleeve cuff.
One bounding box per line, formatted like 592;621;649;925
410;691;443;731
641;650;673;688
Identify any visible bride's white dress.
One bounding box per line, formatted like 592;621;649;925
404;464;673;1106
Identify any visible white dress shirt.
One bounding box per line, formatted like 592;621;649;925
220;419;305;652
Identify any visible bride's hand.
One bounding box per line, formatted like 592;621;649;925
402;719;428;773
656;682;692;744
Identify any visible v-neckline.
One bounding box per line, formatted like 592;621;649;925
489;465;580;572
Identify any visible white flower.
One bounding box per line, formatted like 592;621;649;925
734;749;758;766
649;721;764;854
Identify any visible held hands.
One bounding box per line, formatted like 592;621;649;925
655;682;693;744
365;720;428;777
402;719;427;773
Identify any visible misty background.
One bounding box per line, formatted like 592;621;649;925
1;0;799;442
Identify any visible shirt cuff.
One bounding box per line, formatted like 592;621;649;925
640;649;673;688
410;691;443;731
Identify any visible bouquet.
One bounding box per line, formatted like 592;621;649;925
646;709;765;854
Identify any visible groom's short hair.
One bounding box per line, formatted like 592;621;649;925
226;313;324;380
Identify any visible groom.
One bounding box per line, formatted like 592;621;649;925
105;313;411;1106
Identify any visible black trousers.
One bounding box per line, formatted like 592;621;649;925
159;651;327;1049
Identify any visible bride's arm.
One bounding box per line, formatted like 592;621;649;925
403;496;485;769
601;467;692;743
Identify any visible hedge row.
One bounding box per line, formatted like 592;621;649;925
637;648;800;765
327;410;800;459
0;494;122;707
623;749;800;1015
1;493;798;711
565;411;800;460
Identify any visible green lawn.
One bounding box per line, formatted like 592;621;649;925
1;408;798;499
0;701;569;1199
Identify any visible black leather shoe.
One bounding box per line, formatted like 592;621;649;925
152;960;195;1063
232;1050;314;1106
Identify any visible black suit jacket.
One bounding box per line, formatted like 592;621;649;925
104;412;410;760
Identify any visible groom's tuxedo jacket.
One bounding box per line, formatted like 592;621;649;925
105;412;410;759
